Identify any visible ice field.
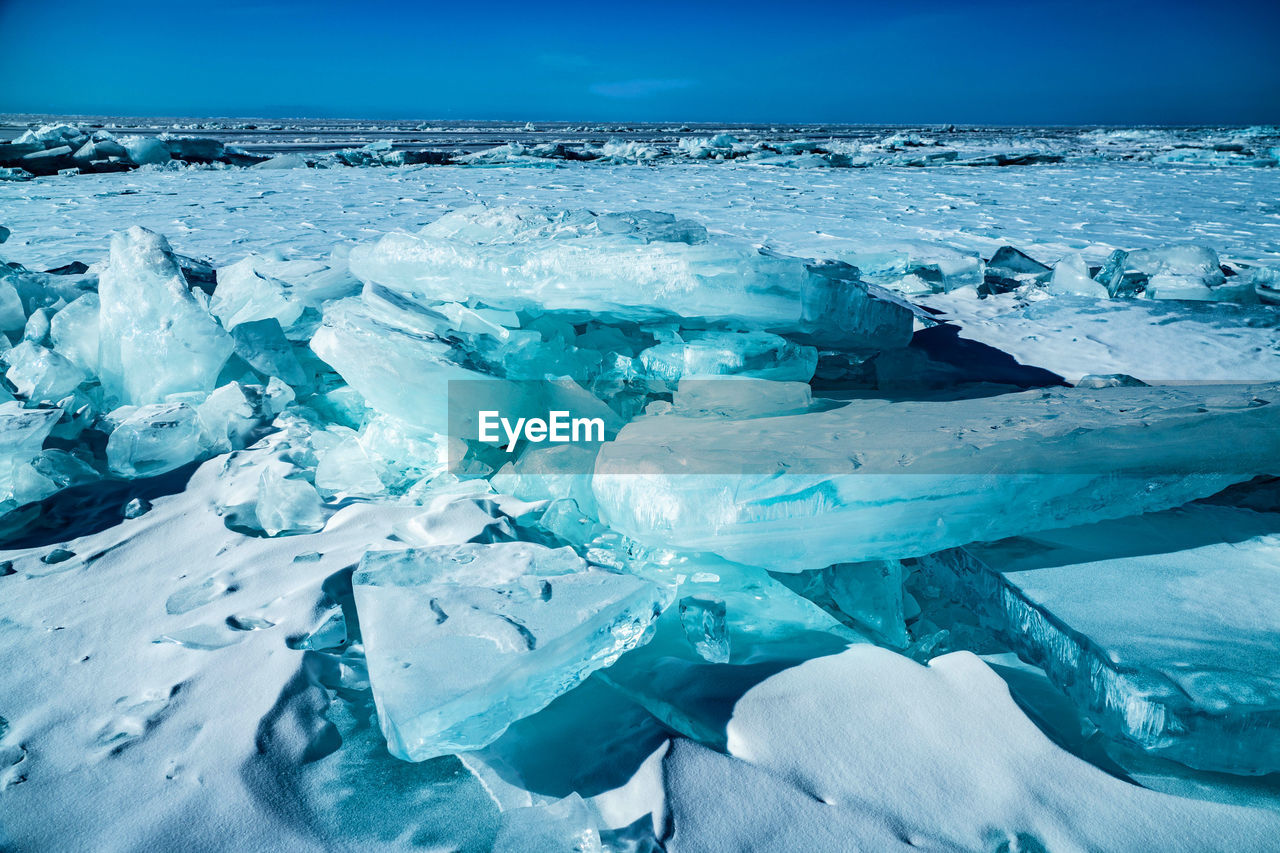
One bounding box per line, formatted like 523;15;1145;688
1;122;1279;851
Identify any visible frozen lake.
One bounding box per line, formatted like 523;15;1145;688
2;124;1279;851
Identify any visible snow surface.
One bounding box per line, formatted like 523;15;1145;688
2;162;1278;270
0;458;430;851
922;290;1280;383
651;647;1280;852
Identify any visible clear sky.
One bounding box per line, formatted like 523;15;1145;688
1;0;1276;124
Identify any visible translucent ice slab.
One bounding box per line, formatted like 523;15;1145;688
594;383;1280;570
3;341;86;405
0;402;62;515
353;542;669;761
310;296;486;433
348;206;915;351
106;402;203;477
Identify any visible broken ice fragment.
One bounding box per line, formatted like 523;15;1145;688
97;227;234;405
678;595;730;663
1075;374;1147;389
3;341;86;404
122;497;151;518
119;135;169;166
48;293;100;374
254;469;326;536
489;443;600;516
287;609;347;651
988;246;1051;277
106;403;203;477
537;499;602;547
352;542;668;761
907;254;984;293
32;450;97;491
211;257;304;332
155;625;242;650
166;572;234;615
1128;244;1225;301
313;437;386;500
637;331;817;383
0;278;25;333
310;297;485;434
600;555;860;746
23;308;52;345
228;319;308;386
0;402;60;468
41;548;75;565
195;382;263;454
226;613;275;631
251;153;308;169
349;206;914;351
822;560;908;648
357;414;449;490
1047;253;1108;299
492;793;602;853
161;136;225;163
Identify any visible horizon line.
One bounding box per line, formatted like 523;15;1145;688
1;112;1275;131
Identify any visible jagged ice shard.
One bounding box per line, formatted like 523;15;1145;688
98;226;234;405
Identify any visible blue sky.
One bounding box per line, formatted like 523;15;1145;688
1;0;1276;124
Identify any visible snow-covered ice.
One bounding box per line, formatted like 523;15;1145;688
921;503;1280;776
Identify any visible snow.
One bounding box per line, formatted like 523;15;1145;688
1;161;1278;272
647;647;1280;852
0;458;429;851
